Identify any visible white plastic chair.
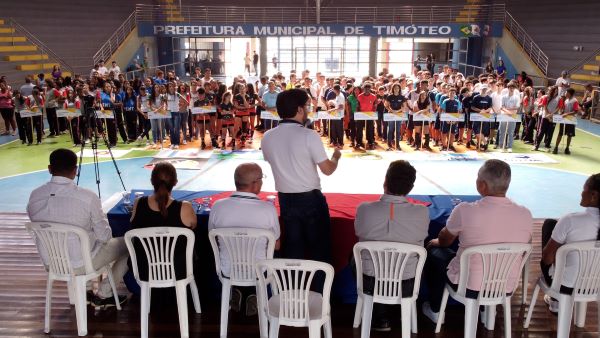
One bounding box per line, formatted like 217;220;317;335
435;243;532;338
255;259;334;338
124;227;201;338
26;222;122;336
524;241;600;338
208;228;276;338
352;241;427;338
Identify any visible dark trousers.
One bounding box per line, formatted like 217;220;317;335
348;119;356;143
376;111;387;140
330;120;343;145
114;108;128;142
522;114;536;143
46;107;59;135
103;118;118;145
540;219;574;295
69;117;82;145
362;273;415;321
278;190;332;291
15;112;26;142
138;115;151;140
356;120;375;146
23;115;43;143
535;118;555;149
124;110;138;140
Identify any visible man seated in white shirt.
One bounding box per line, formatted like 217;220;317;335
27;149;128;308
354;160;429;331
208;162;280;316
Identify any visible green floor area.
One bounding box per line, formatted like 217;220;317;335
0;135;156;177
0;128;598;178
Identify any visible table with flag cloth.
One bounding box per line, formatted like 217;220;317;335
107;190;479;302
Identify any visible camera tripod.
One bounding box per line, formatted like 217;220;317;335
76;105;126;199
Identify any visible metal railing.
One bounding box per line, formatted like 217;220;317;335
135;4;505;24
503;11;548;76
567;46;600;76
7;18;73;73
456;64;486;78
92;11;137;66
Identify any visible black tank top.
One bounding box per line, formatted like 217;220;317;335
131;196;189;281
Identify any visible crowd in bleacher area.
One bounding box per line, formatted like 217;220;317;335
27;145;600;335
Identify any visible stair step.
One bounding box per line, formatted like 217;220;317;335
0;36;27;43
596;55;600;62
0;45;37;52
0;28;15;34
571;83;586;92
166;16;185;22
455;17;477;23
583;64;600;72
459;10;479;16
4;54;48;61
44;71;72;78
0;19;5;25
16;63;55;71
572;73;600;82
162;4;178;9
466;0;482;3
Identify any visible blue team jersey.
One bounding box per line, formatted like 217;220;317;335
441;98;462;113
123;95;137;112
471;94;492;111
99;92;113;110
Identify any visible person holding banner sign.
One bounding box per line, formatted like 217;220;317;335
13;90;28;144
470;86;494;151
414;90;433;150
219;92;236;150
439;88;462;151
497;82;521;153
136;85;151;145
24;87;44;145
534;86;561;152
260;81;279;131
233;83;251;146
122;86;139;143
148;84;167;148
62;89;82;146
192;87;212;149
356;82;379;150
553;88;579;155
384;83;408;151
329;84;345;148
97;82;118;147
246;83;260;143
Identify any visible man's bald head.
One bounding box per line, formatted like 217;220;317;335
234;163;263;193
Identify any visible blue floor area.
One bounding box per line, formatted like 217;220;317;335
0;155;588;219
577;119;600;137
0;134;18;146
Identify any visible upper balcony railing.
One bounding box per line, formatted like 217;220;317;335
135;4;506;25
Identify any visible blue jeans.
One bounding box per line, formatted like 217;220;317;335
170;112;181;145
498;121;516;148
179;111;189;142
278;190;332;292
387;121;402;144
150;119;163;143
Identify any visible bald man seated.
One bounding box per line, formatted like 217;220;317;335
208;162;281;316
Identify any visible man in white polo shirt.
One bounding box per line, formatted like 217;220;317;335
261;88;341;272
209;162;280;315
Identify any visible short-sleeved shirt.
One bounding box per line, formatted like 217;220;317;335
261;91;278;109
355;194;429;278
208;191;281;276
357;93;378;112
471;94;492;112
445;196;533;291
261;121;328;193
386;94;406;111
440;98;462;113
550;207;600;287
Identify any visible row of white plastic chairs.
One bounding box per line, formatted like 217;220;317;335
26;222;600;338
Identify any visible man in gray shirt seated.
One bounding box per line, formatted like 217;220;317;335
354;160;429;331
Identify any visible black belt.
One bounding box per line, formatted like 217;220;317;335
278;189;321;197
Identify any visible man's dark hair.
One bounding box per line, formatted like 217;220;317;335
49;149;77;175
385;160;416;196
276;89;310;119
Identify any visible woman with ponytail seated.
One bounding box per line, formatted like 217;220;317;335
540;173;600;312
130;162;197;281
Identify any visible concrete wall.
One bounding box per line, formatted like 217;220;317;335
108;27;157;77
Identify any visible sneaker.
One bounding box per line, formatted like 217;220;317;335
182;140;187;145
230;288;242;312
169;145;174;149
92;294;128;309
422;301;440;324
552;148;558;155
507;148;512;153
565;148;571;155
372;318;391;332
174;145;179;149
245;294;258;316
544;295;559;313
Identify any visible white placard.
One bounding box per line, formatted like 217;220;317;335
56;108;82;118
191;106;216;114
19;108;42;117
95;110;115;119
148;108;171;120
354;111;378;121
318;109;343;120
495;113;521;122
552;114;577;125
412;112;437;122
440;113;465;122
260;110;281;121
469;112;495;122
383;112;408;122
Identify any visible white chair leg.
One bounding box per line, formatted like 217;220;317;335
353;293;363;328
360;295;374;338
220;281;231;338
524;284;540;328
140;284;150;338
503;297;512;338
257;284;268;338
521;261;530;305
324;319;332;338
44;278;53;333
411;301;418;334
556;295;574;338
67;279;75;305
73;277;88;336
400;299;411;338
308;321;321;338
464;299;479;338
574;302;587;328
268;317;279;338
106;269;121;311
189;280;201;314
435;287;450;333
484;305;496;330
175;281;190;338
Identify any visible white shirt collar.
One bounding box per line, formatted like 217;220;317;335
586;207;599;215
231;191;260;199
50;176;75;185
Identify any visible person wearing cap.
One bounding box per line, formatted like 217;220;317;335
356;82;379;149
